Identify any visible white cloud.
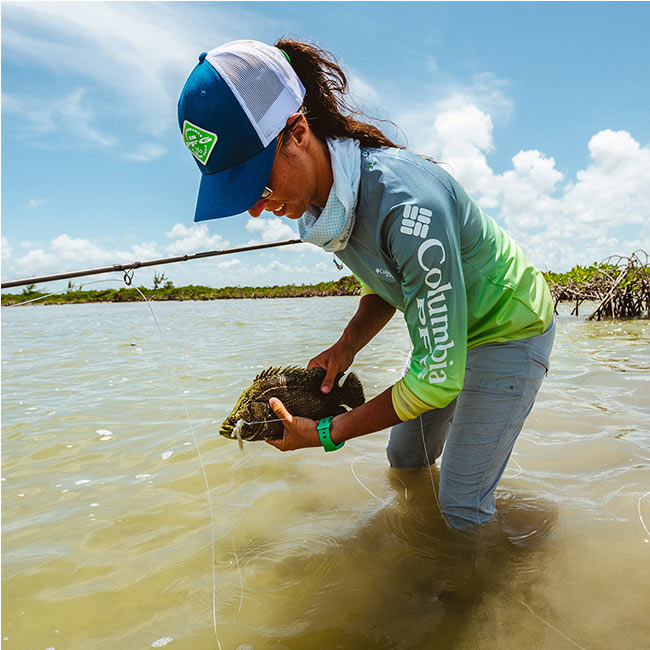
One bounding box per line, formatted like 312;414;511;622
245;217;298;243
561;130;650;228
388;77;650;271
416;106;650;270
431;105;498;202
165;223;229;254
252;261;296;278
131;242;162;260
2;237;13;261
347;67;382;108
3;88;115;149
217;258;244;270
497;149;564;232
1;93;54;135
2;2;278;140
125;143;168;163
265;260;292;274
56;88;116;147
14;248;58;271
396;72;513;154
11;234;152;275
50;234;108;260
3;3;190;135
26;198;47;209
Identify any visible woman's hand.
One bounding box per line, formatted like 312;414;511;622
265;398;322;451
307;339;356;394
307;294;396;394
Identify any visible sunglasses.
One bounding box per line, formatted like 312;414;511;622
259;112;303;202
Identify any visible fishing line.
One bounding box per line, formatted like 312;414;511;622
127;283;222;649
350;456;390;505
216;551;244;616
419;414;451;529
5;292;62;307
233;416;289;453
504;456;523;480
233;547;244;615
5;277;224;648
638;490;650;542
3;278;119;308
393;474;409;501
517;599;590;650
238;416;289;426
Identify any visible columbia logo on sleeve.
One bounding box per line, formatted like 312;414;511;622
400;205;432;238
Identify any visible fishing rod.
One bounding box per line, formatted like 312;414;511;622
1;239;303;289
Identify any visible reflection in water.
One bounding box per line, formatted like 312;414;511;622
223;464;562;650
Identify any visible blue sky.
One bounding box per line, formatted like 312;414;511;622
2;1;649;291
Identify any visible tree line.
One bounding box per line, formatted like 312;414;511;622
3;254;649;319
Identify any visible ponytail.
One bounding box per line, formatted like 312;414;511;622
274;38;402;150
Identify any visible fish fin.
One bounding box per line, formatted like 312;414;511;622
252;366;304;382
341;372;365;408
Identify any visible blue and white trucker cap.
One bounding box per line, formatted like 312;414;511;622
178;40;306;221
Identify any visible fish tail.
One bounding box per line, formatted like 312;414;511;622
342;372;365;408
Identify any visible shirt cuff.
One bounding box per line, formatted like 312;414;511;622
359;282;376;298
391;378;437;420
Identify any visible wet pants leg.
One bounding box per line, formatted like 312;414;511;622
386;320;555;529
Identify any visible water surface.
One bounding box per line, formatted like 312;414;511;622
2;297;649;649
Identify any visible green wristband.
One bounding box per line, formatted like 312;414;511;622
317;416;344;452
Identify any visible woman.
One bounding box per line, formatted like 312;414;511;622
178;39;555;529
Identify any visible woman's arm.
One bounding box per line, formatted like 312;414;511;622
266;384;401;451
308;293;396;393
330;385;400;443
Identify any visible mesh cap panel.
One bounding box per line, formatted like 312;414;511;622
216;52;284;124
207;40;305;147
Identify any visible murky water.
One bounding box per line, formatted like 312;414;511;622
2;297;649;650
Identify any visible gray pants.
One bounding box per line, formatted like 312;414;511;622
387;319;556;529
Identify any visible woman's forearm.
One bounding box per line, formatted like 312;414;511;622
340;293;396;355
330;295;399;442
330;385;401;444
266;384;402;453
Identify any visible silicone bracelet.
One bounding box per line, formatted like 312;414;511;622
317;416;344;452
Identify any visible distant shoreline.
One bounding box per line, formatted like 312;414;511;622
1;276;362;305
3;260;649;320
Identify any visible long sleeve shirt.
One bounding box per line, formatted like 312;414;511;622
335;147;554;420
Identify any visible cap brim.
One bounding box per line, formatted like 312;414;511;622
193;137;277;221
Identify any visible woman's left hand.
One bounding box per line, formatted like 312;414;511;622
265;398;322;451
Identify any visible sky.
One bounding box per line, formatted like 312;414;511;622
2;1;650;292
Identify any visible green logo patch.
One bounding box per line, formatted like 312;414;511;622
183;120;218;165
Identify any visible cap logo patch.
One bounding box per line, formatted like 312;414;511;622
183;120;218;165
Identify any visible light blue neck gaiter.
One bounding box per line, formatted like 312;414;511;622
298;137;361;252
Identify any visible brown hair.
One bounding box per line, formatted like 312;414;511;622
274;38;403;150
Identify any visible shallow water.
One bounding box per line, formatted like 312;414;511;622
2;297;649;650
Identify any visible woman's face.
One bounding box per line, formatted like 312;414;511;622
247;115;333;220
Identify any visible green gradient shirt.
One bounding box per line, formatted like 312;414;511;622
336;148;554;420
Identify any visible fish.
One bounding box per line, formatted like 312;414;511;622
220;366;365;442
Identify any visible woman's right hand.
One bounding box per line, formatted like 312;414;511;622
307;339;356;394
